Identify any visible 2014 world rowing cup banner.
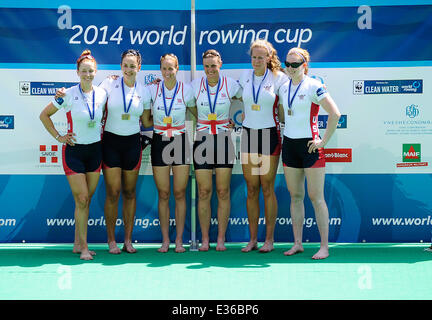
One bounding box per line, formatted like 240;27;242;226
0;1;431;244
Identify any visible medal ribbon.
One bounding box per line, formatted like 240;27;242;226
205;77;221;115
252;68;268;104
121;77;137;114
288;78;304;111
79;84;95;120
161;81;179;119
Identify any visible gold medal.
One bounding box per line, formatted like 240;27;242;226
163;116;172;124
287;109;293;116
251;104;260;111
88;120;96;128
207;113;217;120
122;113;130;120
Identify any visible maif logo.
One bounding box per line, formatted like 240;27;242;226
397;144;428;167
40;145;59;163
403;144;420;162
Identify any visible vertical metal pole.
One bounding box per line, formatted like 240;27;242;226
189;0;199;251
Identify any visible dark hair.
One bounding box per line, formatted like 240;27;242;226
121;49;142;65
202;49;221;60
76;49;96;70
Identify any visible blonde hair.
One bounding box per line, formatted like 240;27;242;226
249;39;283;75
160;53;179;69
76;49;96;70
287;47;310;75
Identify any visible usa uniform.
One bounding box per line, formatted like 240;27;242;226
146;81;195;166
279;75;329;168
98;77;151;171
191;75;240;170
238;69;288;156
52;84;107;176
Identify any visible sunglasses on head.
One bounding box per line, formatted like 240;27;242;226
285;61;304;68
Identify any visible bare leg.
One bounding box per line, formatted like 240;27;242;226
305;167;329;260
173;165;190;253
152;166;171;253
283;167;306;256
214;167;232;251
68;172;100;260
241;153;260;252
258;154;279;253
121;169;139;253
196;169;213;251
103;167;122;254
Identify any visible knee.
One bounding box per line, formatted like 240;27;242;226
308;191;325;206
75;193;90;209
173;189;186;201
289;191;305;204
216;187;230;201
246;184;259;199
198;187;212;201
158;189;170;201
261;182;275;198
106;187;121;203
122;188;136;200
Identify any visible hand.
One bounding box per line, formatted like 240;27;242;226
55;87;66;98
227;119;235;129
149;78;161;85
58;132;76;146
307;138;324;154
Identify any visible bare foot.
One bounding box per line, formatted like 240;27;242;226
175;243;186;253
284;243;304;256
199;240;210;251
241;241;258;252
122;242;137;253
73;244;96;256
259;240;274;253
312;247;329;260
108;241;121;254
216;239;226;251
158;242;170;253
80;249;94;261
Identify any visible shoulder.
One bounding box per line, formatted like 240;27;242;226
224;75;238;86
94;85;107;96
182;81;193;93
273;70;288;83
304;76;329;98
305;76;326;91
98;76;120;94
137;81;152;95
190;77;203;89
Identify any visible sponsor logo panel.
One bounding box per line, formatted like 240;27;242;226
324;148;352;162
353;80;423;95
0;115;14;129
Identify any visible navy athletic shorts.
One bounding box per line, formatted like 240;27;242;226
241;126;281;156
62;141;102;176
151;132;191;167
102;131;142;170
193;130;235;170
282;137;325;168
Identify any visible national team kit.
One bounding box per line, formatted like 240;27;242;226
53;73;329;174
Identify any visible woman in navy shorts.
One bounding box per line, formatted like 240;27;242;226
40;50;107;260
141;53;195;253
278;47;341;260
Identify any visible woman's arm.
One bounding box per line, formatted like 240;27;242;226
39;102;76;145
